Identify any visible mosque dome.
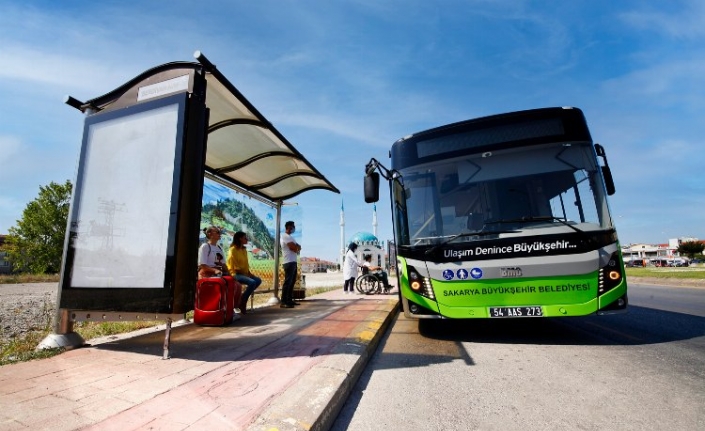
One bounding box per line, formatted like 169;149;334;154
349;231;380;247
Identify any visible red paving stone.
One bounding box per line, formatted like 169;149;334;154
1;291;397;430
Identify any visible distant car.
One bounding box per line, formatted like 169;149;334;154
651;259;670;267
626;260;644;267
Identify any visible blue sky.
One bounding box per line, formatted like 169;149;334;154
1;1;704;263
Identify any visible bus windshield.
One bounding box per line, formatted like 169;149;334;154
395;142;612;246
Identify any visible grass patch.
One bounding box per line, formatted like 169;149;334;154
625;267;705;280
0;331;62;366
1;320;166;366
305;286;340;295
73;320;165;342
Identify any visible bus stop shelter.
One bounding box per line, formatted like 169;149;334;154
41;51;339;353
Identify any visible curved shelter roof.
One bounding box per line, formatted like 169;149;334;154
71;51;339;203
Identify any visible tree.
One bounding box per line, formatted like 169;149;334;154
677;241;705;260
5;180;73;273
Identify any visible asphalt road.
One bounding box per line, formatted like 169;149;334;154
332;283;705;431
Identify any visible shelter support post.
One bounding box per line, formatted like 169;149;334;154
36;308;85;351
58;308;73;333
162;317;172;360
269;201;283;306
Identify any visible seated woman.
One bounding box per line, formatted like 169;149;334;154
227;231;262;314
361;254;393;290
198;226;229;279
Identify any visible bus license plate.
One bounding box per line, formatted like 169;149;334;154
489;306;543;318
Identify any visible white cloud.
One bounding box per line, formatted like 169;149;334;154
0;42;131;96
620;1;705;39
601;59;705;103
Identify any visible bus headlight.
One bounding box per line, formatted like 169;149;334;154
598;252;623;295
407;267;435;300
409;271;422;291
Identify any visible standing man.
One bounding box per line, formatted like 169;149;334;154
280;220;301;308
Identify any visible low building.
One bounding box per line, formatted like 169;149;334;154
0;235;11;275
622;237;703;264
622;243;668;262
300;257;337;273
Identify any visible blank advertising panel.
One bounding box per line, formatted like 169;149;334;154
60;93;189;311
71;103;178;287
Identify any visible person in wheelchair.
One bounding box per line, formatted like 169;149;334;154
361;254;393;291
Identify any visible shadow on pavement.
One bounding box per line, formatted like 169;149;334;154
90;298;379;362
417;305;705;346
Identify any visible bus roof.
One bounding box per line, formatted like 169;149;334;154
390;107;594;167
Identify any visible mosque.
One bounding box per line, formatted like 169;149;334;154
340;201;386;269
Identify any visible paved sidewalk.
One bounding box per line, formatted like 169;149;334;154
0;289;399;431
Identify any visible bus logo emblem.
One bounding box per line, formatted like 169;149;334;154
500;267;523;277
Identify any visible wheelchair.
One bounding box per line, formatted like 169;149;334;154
355;267;392;295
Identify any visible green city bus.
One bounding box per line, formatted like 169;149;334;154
364;107;628;319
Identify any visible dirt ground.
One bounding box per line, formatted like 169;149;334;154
0;283;56;343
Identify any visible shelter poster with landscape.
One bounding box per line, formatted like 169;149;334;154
200;178;302;286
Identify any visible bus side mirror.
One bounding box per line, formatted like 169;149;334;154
364;172;380;203
595;144;616;196
602;166;616;196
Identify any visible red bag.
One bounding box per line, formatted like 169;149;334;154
194;276;242;326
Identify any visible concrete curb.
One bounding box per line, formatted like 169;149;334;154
247;299;399;431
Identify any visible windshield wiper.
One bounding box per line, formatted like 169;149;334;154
425;228;519;255
485;216;586;235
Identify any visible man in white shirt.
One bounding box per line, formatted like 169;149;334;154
362;254;393;291
280;221;301;308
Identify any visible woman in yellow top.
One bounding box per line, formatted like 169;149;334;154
227;231;262;314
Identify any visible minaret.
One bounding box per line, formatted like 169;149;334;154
340;199;345;267
372;203;378;237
